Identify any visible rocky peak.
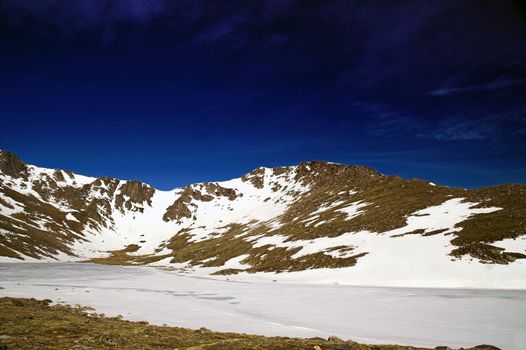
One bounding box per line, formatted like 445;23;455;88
239;161;383;191
115;180;155;212
294;161;382;189
241;167;267;189
91;177;119;188
0;150;28;180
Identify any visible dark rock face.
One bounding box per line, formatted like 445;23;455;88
294;161;382;189
203;183;239;200
0;151;28;179
162;183;238;222
115;180;155;212
163;196;192;222
162;185;204;222
242;167;265;189
451;243;526;264
53;170;66;182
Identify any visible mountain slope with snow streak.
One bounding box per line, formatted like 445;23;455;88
1;150;526;288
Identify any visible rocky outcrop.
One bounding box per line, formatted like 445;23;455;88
162;183;239;222
451;243;526;264
0;151;28;179
241;167;265;189
294;161;382;189
162;196;193;222
203;182;239;200
115;180;155;212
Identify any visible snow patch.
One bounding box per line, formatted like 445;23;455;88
65;213;79;222
335;201;367;220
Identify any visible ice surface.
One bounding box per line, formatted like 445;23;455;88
0;263;524;350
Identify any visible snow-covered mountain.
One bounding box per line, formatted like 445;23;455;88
1;150;525;288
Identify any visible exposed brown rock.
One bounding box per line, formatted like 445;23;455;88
272;166;290;176
162;196;192;221
242;167;265;189
451;243;526;264
162;183;239;222
114;180;155;212
203;182;239;200
294;161;381;189
53;170;66;182
0;150;28;179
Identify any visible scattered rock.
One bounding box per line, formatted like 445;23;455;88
8;299;24;307
142;327;157;336
70;345;92;350
99;334;119;346
66;324;81;333
313;346;323;350
309;337;325;341
198;327;211;334
327;336;343;342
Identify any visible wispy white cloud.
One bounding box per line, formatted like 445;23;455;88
420;108;526;141
353;102;422;136
359;101;526;143
429;77;526;96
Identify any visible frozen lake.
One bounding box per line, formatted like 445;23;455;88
0;263;524;350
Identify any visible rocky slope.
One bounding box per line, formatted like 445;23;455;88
1;150;526;286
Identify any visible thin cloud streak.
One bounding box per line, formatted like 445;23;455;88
420;108;526;141
429;77;526;96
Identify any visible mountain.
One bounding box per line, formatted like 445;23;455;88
1;150;525;287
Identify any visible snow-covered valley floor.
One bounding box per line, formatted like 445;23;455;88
0;263;524;350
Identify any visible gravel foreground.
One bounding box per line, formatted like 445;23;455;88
0;297;501;350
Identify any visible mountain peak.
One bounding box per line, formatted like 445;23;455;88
0;150;28;179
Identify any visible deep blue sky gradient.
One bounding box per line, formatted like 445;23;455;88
1;0;526;190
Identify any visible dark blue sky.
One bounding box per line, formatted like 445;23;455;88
1;0;525;190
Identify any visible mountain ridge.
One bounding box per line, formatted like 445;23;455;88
0;149;385;191
1;150;526;288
